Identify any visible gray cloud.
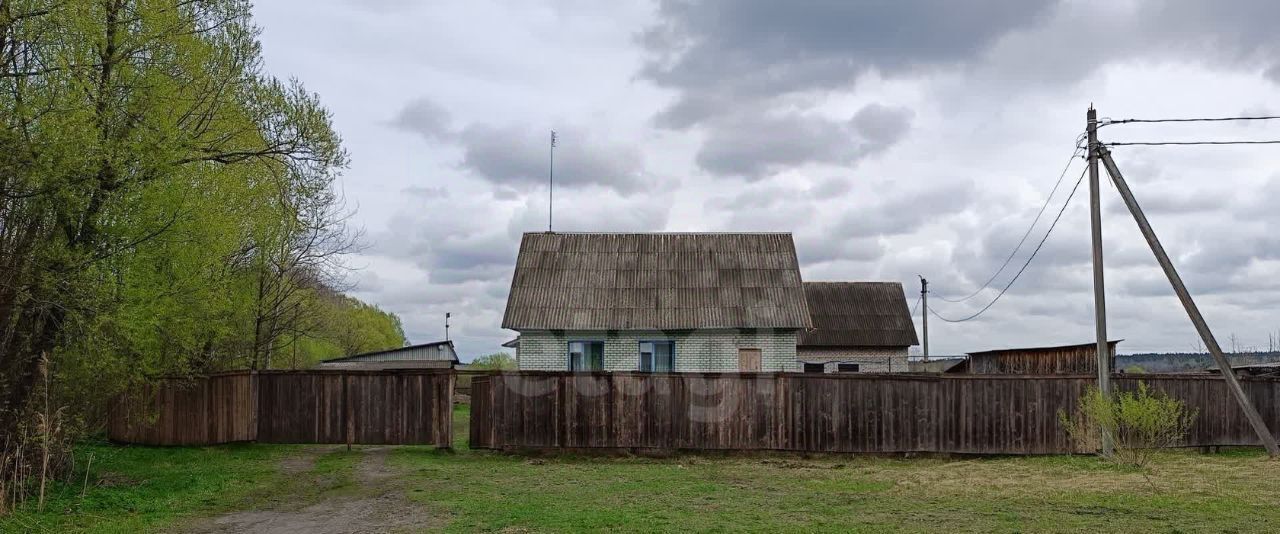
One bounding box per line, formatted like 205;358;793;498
457;125;647;193
695;104;913;179
640;0;1056;127
835;181;975;238
393;99;651;193
393;98;453;139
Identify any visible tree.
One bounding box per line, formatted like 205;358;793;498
0;0;370;505
470;352;517;370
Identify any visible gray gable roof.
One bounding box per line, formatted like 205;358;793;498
797;282;919;347
502;232;812;330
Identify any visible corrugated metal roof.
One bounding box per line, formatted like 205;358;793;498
501;232;812;330
796;282;919;347
320;341;458;363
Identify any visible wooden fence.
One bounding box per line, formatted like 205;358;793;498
108;370;454;447
469;372;1280;454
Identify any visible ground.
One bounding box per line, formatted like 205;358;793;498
4;404;1280;533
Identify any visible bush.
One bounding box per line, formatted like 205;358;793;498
1059;382;1197;467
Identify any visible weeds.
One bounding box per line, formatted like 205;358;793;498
1060;382;1197;468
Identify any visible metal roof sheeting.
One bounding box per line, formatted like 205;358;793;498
797;282;919;347
501;233;812;330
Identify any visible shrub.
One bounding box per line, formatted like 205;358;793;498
1059;382;1197;467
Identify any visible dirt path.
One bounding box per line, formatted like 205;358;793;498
178;447;438;534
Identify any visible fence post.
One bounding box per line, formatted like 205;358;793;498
344;373;353;451
250;370;260;443
443;371;455;450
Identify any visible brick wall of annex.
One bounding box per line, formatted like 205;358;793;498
515;329;800;372
796;347;910;373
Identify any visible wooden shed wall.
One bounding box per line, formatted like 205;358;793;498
469;372;1280;454
969;345;1116;375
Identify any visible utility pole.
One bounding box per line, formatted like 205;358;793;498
548;130;557;232
1087;108;1114;456
445;312;451;342
1097;146;1280;457
919;276;929;362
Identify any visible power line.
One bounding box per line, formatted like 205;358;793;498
930;166;1088;323
1105;140;1280;147
935;147;1082;303
909;293;922;315
1101;115;1280;127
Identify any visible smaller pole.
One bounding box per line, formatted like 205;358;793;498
920;276;929;362
445;312;451;342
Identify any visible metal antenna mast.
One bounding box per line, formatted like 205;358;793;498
549;130;557;232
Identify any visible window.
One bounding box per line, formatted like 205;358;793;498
568;341;604;371
803;362;826;373
837;363;861;373
639;341;674;372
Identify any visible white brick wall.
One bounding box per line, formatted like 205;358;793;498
796;347;910;373
516;329;800;372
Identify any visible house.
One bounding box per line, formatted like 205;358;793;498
796;282;919;373
502;232;812;372
949;340;1120;374
316;341;459;370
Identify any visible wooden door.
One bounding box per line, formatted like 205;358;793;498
738;348;762;372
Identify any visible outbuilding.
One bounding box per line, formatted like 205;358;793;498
953;340;1120;375
316;341;459;370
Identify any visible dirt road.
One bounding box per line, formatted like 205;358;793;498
179;447;438;534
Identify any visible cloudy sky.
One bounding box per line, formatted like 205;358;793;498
251;0;1280;359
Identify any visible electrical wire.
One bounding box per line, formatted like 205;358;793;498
934;145;1084;303
1100;115;1280;127
929;166;1088;323
909;294;922;316
1105;140;1280;147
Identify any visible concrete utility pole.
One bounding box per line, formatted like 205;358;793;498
1087;108;1114;456
1087;108;1115;457
920;276;929;362
1097;146;1280;457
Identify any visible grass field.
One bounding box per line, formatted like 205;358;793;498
5;404;1280;533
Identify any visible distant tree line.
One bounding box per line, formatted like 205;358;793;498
0;0;403;506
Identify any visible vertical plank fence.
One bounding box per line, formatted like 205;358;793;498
469;372;1280;455
109;370;454;447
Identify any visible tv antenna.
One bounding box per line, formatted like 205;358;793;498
548;130;557;232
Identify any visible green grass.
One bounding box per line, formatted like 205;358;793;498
6;404;1280;533
0;442;363;534
387;405;1280;532
389;447;1280;533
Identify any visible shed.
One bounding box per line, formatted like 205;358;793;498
316;341;459;370
795;281;918;373
955;340;1120;375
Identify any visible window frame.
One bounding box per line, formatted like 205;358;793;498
637;340;675;373
567;340;605;372
836;363;861;374
802;362;826;374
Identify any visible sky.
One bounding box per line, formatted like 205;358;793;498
250;0;1280;360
